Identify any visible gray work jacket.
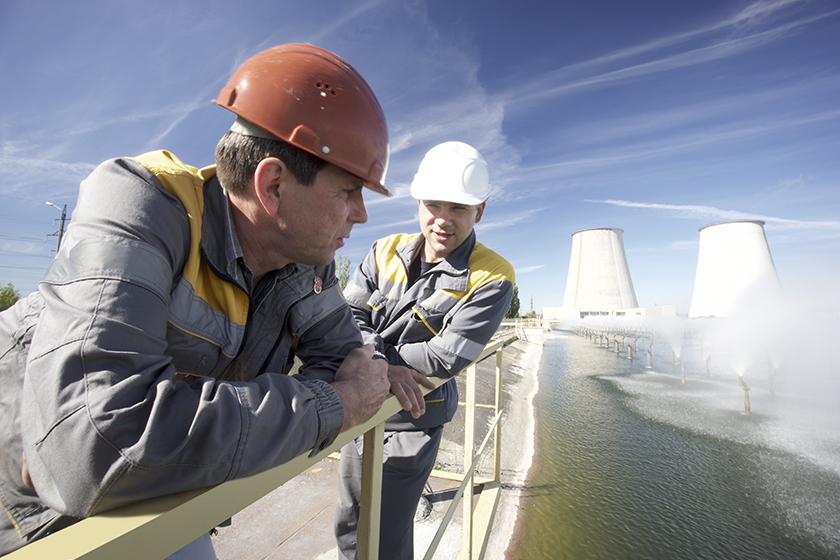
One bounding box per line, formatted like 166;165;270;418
344;231;514;430
0;151;360;552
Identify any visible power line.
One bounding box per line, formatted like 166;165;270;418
0;233;47;242
0;192;53;204
0;263;51;270
0;215;47;226
0;251;52;257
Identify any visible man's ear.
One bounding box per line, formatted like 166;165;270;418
474;201;486;223
253;157;287;215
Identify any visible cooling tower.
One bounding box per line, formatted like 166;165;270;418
563;228;639;313
688;220;782;318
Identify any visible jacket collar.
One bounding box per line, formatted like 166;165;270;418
396;229;477;292
201;175;254;293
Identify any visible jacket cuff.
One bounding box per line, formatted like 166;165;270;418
299;378;344;457
384;345;402;365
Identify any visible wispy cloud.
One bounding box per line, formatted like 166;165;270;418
549;74;840;148
561;0;809;71
354;217;418;235
587;199;840;230
0;153;95;196
630;240;699;253
2;99;213;169
515;265;546;274
510;104;840;191
501;0;836;108
144;98;212;150
476;208;544;231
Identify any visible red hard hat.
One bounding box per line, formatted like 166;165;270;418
214;44;390;195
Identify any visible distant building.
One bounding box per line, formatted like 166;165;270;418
562;227;637;316
546;227;675;322
688;220;783;318
543;304;677;323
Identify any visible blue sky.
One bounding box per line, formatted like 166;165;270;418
1;0;838;315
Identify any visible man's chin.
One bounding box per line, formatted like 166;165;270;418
426;244;453;261
300;252;336;268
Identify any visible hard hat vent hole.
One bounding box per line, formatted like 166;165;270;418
315;81;337;96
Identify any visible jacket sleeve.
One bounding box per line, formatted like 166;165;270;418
20;158;343;518
397;278;513;378
343;242;389;350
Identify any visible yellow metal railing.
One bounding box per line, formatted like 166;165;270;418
7;334;517;560
422;333;512;560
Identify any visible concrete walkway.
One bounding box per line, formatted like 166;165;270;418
211;340;542;560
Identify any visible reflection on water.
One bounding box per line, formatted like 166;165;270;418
512;330;840;560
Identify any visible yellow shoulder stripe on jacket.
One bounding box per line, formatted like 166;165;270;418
374;233;419;284
130;150;249;327
440;241;515;301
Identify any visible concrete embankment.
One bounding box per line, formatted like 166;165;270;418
212;338;543;559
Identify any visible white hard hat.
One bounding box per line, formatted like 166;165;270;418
410;142;490;205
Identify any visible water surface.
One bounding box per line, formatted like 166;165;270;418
513;330;840;559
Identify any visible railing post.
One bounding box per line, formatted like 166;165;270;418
493;348;503;481
462;362;477;559
358;423;385;560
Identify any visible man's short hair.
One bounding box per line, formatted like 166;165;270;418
214;131;329;194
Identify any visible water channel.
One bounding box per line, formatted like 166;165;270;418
511;326;840;559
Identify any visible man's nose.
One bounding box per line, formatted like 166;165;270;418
435;208;453;225
350;190;368;224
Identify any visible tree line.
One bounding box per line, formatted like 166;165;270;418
0;282;20;309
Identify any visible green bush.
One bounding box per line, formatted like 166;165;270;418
0;282;20;309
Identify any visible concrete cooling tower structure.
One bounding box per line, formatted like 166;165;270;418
562;228;639;315
688;220;782;318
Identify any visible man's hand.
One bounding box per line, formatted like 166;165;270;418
388;364;436;419
330;345;390;431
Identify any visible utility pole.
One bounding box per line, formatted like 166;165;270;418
46;201;67;254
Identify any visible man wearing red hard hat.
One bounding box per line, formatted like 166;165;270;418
0;44;390;559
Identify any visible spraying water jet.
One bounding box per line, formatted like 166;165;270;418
648;341;654;369
742;380;751;415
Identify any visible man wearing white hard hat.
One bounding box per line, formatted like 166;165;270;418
335;142;515;559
